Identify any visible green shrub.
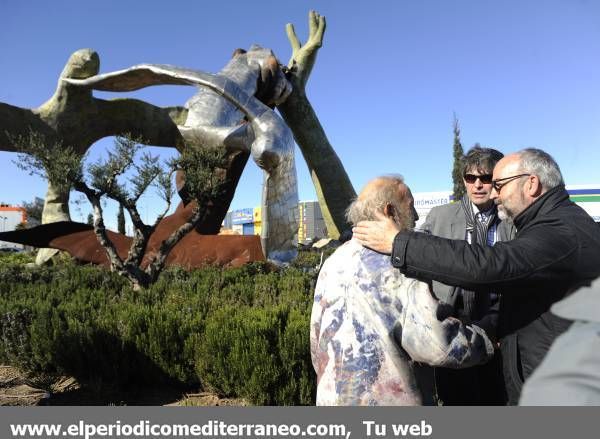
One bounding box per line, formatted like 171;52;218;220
290;248;335;271
0;255;319;404
0;251;35;266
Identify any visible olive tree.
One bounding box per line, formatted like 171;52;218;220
14;133;228;289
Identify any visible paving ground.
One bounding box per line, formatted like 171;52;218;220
0;365;247;406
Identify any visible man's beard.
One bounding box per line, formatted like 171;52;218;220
497;205;514;224
392;212;415;231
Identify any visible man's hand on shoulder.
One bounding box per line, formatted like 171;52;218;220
353;211;400;255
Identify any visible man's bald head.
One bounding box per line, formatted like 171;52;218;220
491;148;564;221
346;175;418;230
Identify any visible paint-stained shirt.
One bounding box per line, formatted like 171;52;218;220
311;239;494;406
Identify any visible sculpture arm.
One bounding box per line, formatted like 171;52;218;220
65;65;269;123
61;65;204;91
0;102;54;152
95;98;187;148
278;11;356;239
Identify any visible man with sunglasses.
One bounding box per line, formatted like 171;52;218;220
420;146;514;405
353;148;600;404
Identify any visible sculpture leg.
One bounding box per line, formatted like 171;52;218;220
261;156;299;263
245;109;299;263
35;181;71;264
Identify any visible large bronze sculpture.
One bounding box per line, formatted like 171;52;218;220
63;47;299;262
0;11;356;266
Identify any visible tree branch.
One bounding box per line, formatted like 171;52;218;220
81;188;125;273
145;204;206;283
152;167;177;226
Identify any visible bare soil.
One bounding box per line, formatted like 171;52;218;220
0;365;248;406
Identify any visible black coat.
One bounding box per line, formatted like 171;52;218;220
391;185;600;404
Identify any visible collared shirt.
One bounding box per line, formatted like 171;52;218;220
311;239;494;406
466;202;498;246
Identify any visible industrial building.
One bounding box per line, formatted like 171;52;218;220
297;201;327;244
0;204;27;250
222;201;327;244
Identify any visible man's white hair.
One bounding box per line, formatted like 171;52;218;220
345;175;408;227
517;148;564;191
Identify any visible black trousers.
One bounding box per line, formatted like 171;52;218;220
435;350;507;406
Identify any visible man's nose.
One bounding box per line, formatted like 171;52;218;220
490;187;499;200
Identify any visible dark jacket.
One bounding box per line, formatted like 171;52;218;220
519;277;600;405
420;201;515;405
391;185;600;404
420;202;515;326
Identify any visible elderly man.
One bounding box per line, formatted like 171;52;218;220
353;149;600;404
311;176;494;406
422;146;513;405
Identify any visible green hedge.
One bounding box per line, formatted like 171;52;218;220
0;257;318;405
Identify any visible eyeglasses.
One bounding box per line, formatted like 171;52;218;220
491;174;531;192
464;174;493;184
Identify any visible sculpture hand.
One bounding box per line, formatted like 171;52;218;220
279;10;356;240
285;10;326;89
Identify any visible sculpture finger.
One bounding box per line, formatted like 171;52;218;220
256;56;277;101
264;55;280;80
309;10;319;40
313;14;326;45
308;12;325;46
255;70;273;104
286;23;301;54
251;55;291;107
260;56;291;107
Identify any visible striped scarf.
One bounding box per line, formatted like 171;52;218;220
460;195;497;246
458;195;499;322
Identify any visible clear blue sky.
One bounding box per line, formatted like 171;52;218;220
2;0;600;226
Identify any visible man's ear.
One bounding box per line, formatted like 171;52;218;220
383;203;394;218
527;175;543;197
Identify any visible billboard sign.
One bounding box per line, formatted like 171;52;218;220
567;186;600;222
413;191;453;227
231;208;254;225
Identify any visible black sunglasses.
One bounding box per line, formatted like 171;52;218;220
491;174;531;192
464;174;493;184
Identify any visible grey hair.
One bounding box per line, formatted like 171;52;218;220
517;148;564;191
345;175;406;226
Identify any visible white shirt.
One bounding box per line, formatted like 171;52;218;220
466;202;497;246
